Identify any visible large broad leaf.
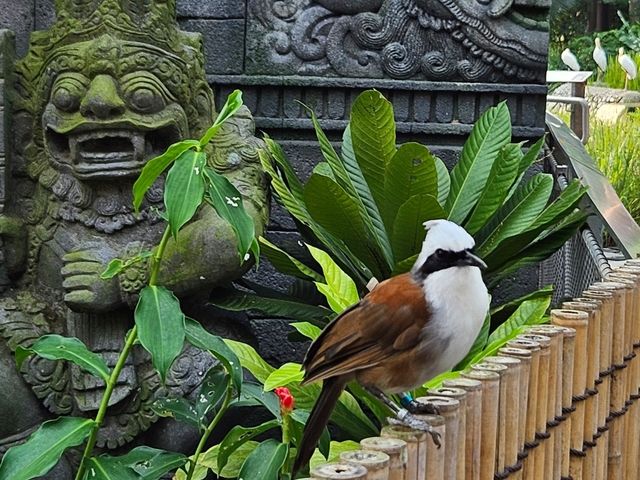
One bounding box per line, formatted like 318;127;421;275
135;286;185;382
455;311;491;370
151;397;201;429
0;417;94;480
446;102;512;223
434;156;451;207
210;289;332;327
464;143;522;235
196;365;230;420
231;383;282;420
290;322;322;340
506;136;545;200
307;244;360;313
290;410;331;457
132;140;200;212
263;362;304;391
383;143;439;229
86;456;137;480
15;334;110;382
185;318;242;395
346;382;392;425
391;194;446;263
164;150;207;238
224;340;275;384
342;125;395;273
217;420;280;473
198;441;259;479
350;90;396;209
204;167;258;262
238;439;288;480
89;447;186;480
304;174;383;276
258;237;323;281
476;173;554;257
309;441;360;470
199;90;244;146
263;135;306;203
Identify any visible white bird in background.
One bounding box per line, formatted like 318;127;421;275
561;48;581;71
618;47;638;90
593;37;607;83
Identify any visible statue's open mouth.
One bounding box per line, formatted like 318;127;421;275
45;124;181;179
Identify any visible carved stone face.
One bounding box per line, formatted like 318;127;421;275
41;34;188;179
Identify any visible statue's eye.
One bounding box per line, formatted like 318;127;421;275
51;75;87;112
122;74;168;114
130;87;161;112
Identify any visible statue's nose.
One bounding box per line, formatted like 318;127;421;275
79;75;125;119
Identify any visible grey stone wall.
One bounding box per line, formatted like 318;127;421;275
0;0;551;364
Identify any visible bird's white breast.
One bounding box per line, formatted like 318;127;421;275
420;267;489;376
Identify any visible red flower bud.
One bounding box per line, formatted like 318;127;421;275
274;386;295;413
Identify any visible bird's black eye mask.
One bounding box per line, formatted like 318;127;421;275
417;248;477;278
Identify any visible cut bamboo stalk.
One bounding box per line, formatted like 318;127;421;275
417;396;459;480
412;411;446;480
548;319;580;480
381;425;425;480
460;369;500;480
485;355;522;479
443;378;482;480
360;437;407;480
518;333;551;480
499;346;533;480
310;463;368;479
428;387;468;480
507;338;541;480
340;450;390;480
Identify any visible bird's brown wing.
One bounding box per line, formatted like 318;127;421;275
302;273;430;384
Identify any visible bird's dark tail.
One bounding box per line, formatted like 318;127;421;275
292;377;346;476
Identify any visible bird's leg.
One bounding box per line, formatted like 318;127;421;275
365;387;441;448
399;392;440;415
625;76;629;90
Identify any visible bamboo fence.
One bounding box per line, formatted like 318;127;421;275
305;260;640;479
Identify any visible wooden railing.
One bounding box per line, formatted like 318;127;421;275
304;259;640;479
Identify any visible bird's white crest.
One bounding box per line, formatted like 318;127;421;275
561;48;581;71
412;219;475;272
593;38;607;72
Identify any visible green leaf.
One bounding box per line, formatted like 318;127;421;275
350;90;396;208
290;322;322;340
346;382;392;425
490;286;554;317
164;150;207;238
264;362;304;391
422;371;462;391
232;383;282;420
15;334;110;382
476;173;554;257
196;365;230;420
307;244;360;313
132;140;200;212
88;447;186;480
391;194;446;262
204;167;257;262
290;410;331;457
135;286;185;382
304;174;383;276
309;441;360;470
151;397;201;428
455;311;491;370
200;441;259;479
224;340;275;383
464;143;522;235
210;289;331;327
238;439;288;480
393;254;418;275
341;124;395;273
383;143;439;229
506;136;545;200
0;417;94;480
199;90;244;146
86;456;137;480
446;102;512;223
100;259;124;280
434;156;451;207
217;420;280;473
185;318;242;395
261;137;305;207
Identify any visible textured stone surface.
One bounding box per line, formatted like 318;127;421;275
176;0;245;19
0;0;33;56
179;19;245;73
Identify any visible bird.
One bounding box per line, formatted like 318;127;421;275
593;37;607;83
617;47;637;90
561;48;581;71
292;219;490;474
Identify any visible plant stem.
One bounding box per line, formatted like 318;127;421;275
280;413;292;480
149;226;172;286
186;385;234;480
74;326;138;480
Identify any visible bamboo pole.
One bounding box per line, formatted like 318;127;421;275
360;437;407;480
427;388;468;480
442;378;482;480
460;369;500;480
340;450;390;480
562;299;601;480
381;426;425;480
506;338;541;480
591;281;628;480
485;355;522;479
310;463;368;479
416;397;459;480
550;312;587;480
412;412;446;480
518;333;551;480
526;326;563;480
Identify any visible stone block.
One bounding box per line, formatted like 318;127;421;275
178;19;244;74
35;0;56;30
177;0;245;19
0;2;33;57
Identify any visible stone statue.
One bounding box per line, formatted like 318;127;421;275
0;0;268;468
248;0;550;82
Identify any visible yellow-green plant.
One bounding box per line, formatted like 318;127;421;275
602;53;640;91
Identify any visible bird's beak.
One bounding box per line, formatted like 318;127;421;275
459;251;487;270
